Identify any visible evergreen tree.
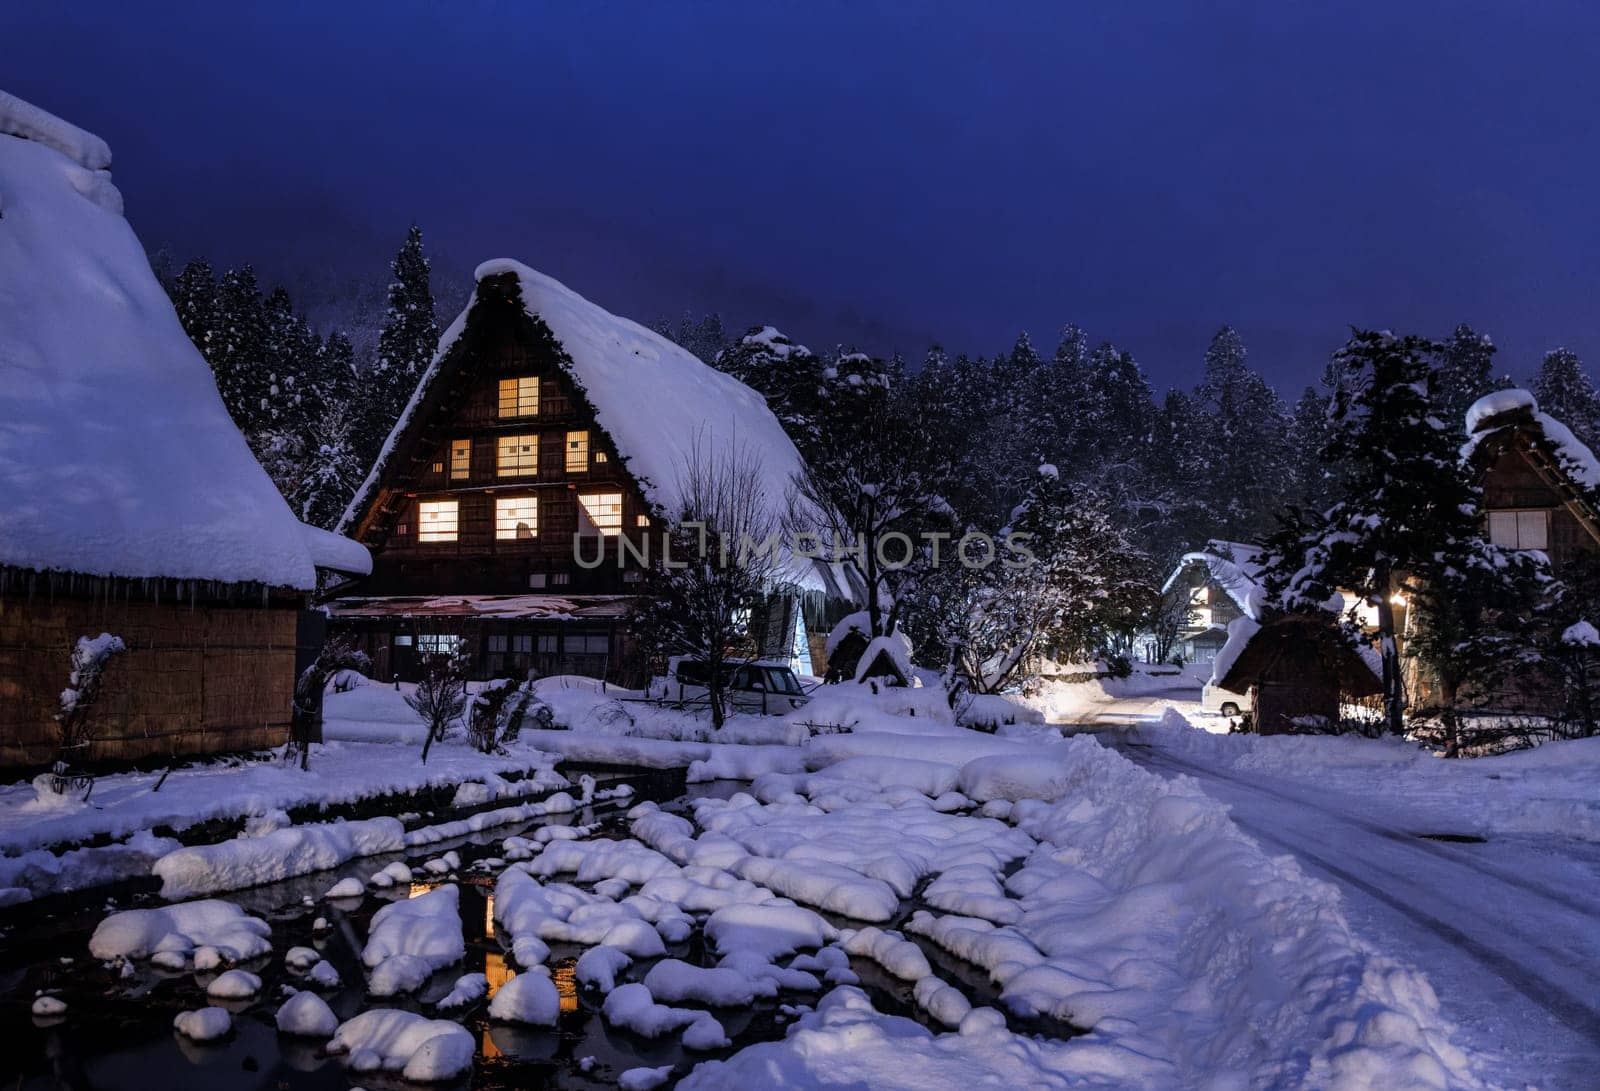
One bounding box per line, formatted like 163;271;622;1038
1435;324;1498;438
1261;329;1540;739
714;326;830;453
167;258;220;356
1286;386;1336;514
1531;348;1600;451
1193;326;1292;537
653;311;730;365
363;225;440;461
211;264;269;434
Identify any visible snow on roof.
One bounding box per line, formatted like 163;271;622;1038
344;259;836;591
1161;540;1269;620
299;523;372;576
0;91;364;589
1207;616;1260;688
1462;388;1600;492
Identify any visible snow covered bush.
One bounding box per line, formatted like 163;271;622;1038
54;632;126;757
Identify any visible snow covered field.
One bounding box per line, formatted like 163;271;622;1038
1;672;1517;1089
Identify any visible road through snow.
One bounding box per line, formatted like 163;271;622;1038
1066;682;1600;1090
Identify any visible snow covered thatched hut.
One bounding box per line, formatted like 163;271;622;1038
1144;541;1266;664
1462;389;1600;568
333;260;853;685
1213;615;1382;735
0;92;369;769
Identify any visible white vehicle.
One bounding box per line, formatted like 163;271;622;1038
657;657;810;715
1201;681;1247;718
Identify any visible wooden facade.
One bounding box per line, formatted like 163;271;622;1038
0;578;302;769
1472;427;1600;572
1217;616;1382;735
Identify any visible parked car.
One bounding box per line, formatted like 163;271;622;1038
1200;681;1247;718
656;657;810;715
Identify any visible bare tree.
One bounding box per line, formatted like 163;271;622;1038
407;649;469;763
637;438;785;729
288;635;370;771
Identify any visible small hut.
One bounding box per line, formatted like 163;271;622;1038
1214;616;1381;735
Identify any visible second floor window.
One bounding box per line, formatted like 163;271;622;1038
578;491;623;536
566;431;589;473
418;499;458;542
1488;509;1548;551
498;376;539;418
449;439;471;480
497;434;538;477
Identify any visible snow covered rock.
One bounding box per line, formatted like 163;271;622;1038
154;817;404;898
361;884;465;996
642;958;759;1007
324;876;365;900
704;903;836;961
31;994;66;1018
487;970;561;1025
173;1007;232;1042
957;754;1077;803
89;900;271;964
205;969;262;1000
620;1066;675;1091
275;991;338;1038
575;945;632;993
284;946;322;972
437;972;488;1011
328;1009;475;1082
602;983;729;1049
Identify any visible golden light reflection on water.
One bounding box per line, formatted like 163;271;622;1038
485;950;516;996
485;892;495;938
552;958;579;1013
407;880;443;898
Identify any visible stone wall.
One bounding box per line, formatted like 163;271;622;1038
0;593;296;769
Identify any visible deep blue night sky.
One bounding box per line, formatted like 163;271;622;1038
4;1;1599;390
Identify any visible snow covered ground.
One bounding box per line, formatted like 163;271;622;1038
1049;667;1600;1090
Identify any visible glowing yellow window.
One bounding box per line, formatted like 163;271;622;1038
498;377;539;418
495;497;538;540
417;500;458;542
579;491;623;536
449;439;471;481
497;434;538;477
565;431;589;473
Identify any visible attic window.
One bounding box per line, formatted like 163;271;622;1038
1487;509;1548;551
497;434;539;477
498;377;540;418
495;496;538;540
566;431;590;473
579;491;623;536
636;514;650;527
418;500;459;542
450;439;471;481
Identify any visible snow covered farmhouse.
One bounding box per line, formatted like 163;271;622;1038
0;92;370;769
1145;541;1266;664
332;260;849;685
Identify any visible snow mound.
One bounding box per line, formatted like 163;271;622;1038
362;884;465;996
275;991;338;1037
487;970;562;1025
957;754;1077;803
173;1007;232;1042
154;817;404;898
89;899;271;963
704;903;836;961
205;969;261;999
0;91;363;588
328;1009;476;1082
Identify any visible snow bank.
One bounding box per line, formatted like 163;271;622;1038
956;754;1077;803
89;899;271;963
328;1009;476;1082
153;817;404;898
0;91;343;588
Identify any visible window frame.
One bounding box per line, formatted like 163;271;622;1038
417;499;459;543
494;495;540;541
498;376;540;419
578;491;624;536
565;430;590;473
1487;508;1550;551
496;434;540;478
449;438;472;481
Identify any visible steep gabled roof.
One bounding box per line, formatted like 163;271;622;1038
1161;540;1268;620
1462;388;1600;545
0;91;359;589
341;259;841;592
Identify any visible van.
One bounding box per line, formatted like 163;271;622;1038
1201;681;1247;718
658;657;810;715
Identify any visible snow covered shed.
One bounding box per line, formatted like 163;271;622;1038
333;260;852;685
0;91;369;769
1462;389;1600;569
1214;615;1381;735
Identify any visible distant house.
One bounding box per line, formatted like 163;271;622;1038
332;260;853;685
0;92;369;770
1213;616;1382;734
1144;541;1267;664
1462;389;1600;570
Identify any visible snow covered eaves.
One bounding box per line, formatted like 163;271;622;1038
1463;388;1600;493
325;594;637;620
0;91;324;590
299;523;371;576
1208;616;1260;688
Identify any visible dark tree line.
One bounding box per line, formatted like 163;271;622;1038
158;225;442;529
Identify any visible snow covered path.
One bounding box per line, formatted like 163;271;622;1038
1121;742;1600;1089
1061;675;1600;1091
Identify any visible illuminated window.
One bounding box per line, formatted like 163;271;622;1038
497;434;538;477
418;500;458;542
636;514;651;527
1487;510;1548;551
565;431;589;473
418;634;462;655
495;496;539;540
594;450;608;463
551;573;571;586
498;376;539;418
449;439;471;480
579;491;623;535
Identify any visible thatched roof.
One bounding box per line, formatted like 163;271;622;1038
1215;615;1382;698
